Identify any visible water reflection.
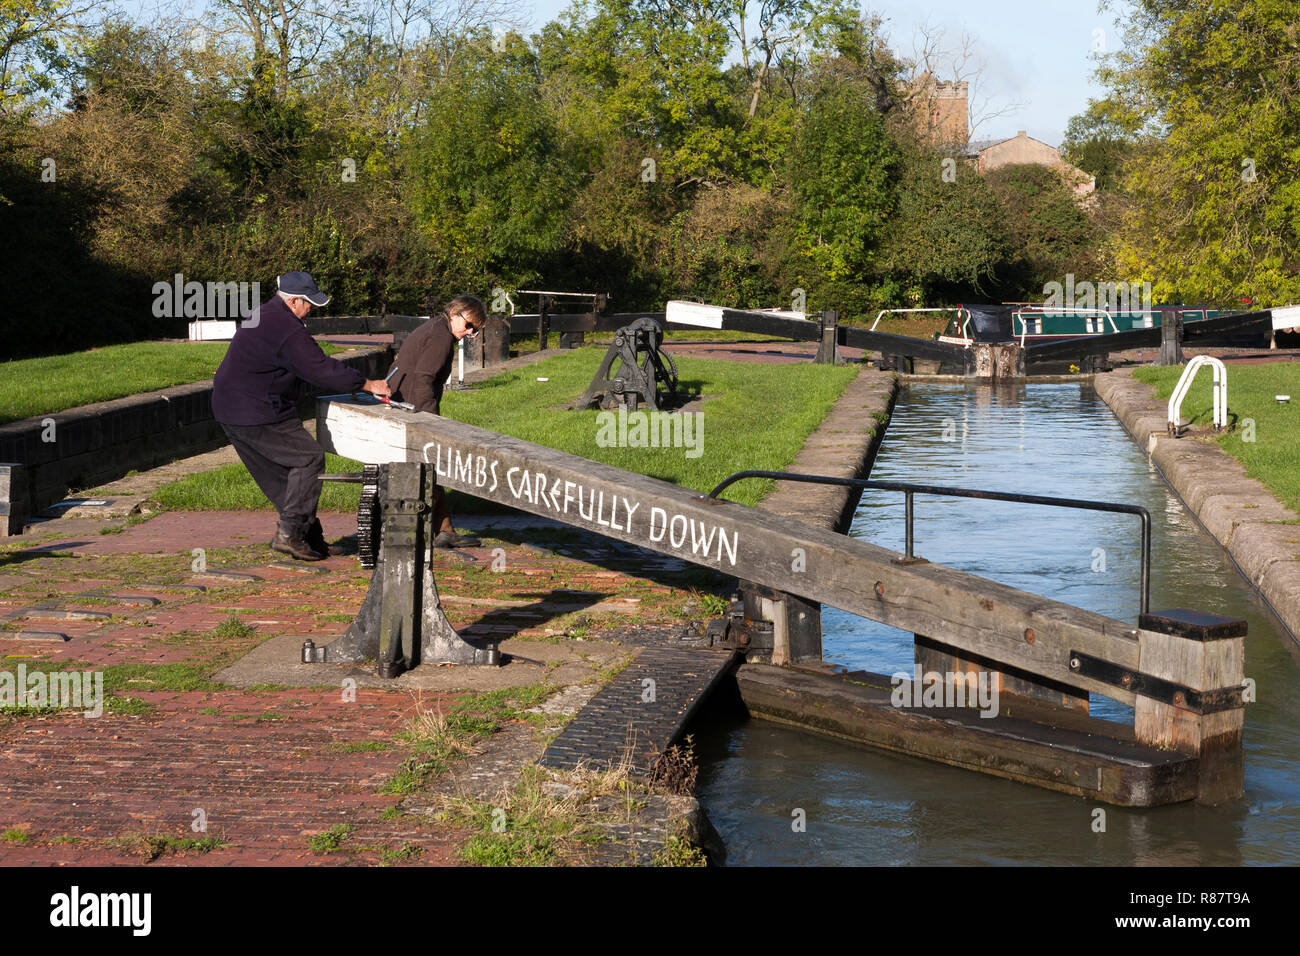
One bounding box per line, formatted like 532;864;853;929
694;382;1300;865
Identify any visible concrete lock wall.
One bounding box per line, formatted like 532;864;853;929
0;346;390;534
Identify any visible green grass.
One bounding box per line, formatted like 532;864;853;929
327;740;391;754
0;341;346;424
153;452;368;511
381;685;555;795
1;828;30;844
211;614;256;639
151;349;859;511
452;765;610;866
108;833;226;860
446;351;857;504
1134;363;1300;512
309;824;355;854
99;662;226;695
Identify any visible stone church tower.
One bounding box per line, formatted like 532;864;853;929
910;73;969;147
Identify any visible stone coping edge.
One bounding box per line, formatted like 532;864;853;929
756;368;899;534
1093;367;1300;645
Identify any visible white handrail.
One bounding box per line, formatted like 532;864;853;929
872;307;972;344
1012;307;1124;346
872;308;969;330
1168;356;1228;436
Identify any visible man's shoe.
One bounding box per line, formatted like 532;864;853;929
433;531;482;549
306;519;344;556
270;529;326;561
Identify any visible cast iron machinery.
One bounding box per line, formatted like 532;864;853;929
303;462;500;677
572;317;679;411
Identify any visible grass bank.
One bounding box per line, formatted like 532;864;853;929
152;348;859;511
1134;362;1300;512
0;341;346;425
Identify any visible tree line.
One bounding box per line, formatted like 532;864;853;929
3;0;1273;360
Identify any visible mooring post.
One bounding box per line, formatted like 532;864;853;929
538;293;551;352
1133;609;1246;804
0;464;27;536
879;353;912;373
815;310;840;365
481;315;511;366
1157;309;1184;366
996;342;1024;378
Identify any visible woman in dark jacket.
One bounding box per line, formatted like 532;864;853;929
387;294;486;548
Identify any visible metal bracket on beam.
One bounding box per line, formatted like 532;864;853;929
1068;650;1244;714
706;599;756;653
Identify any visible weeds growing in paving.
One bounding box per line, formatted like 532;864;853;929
441;764;630;866
309;824;355;855
108;833;227;862
651;834;708;867
382;686;554;794
437;751;707;867
379;842;424;865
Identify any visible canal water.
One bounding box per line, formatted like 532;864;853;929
693;382;1300;865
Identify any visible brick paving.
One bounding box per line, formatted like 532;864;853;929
0;510;713;866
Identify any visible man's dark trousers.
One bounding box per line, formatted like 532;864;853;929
220;420;324;539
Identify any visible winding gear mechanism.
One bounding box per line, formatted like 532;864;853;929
572;317;679;411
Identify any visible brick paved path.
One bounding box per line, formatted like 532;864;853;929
0;512;700;865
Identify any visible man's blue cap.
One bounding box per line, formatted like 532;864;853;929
277;271;330;307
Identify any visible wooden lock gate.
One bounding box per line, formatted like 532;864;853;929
313;394;1248;806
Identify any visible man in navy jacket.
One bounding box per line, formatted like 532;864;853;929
212;271;391;560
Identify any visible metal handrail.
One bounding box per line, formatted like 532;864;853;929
1168;355;1228;434
1012;307;1125;347
706;470;1151;616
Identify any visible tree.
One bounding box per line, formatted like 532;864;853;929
985;163;1098;297
902;21;1025;146
406;35;582;287
0;0;94;122
211;0;355;97
787;78;896;283
1096;0;1300;306
537;0;742;188
879;138;1011;303
1061;98;1138;191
